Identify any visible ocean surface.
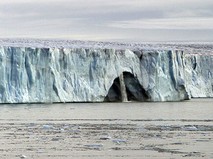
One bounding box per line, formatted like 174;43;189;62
0;99;212;159
0;99;212;120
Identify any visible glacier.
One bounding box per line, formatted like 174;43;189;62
0;39;212;103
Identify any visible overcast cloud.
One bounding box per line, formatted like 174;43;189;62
0;0;213;42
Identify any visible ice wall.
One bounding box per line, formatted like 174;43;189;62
0;46;212;103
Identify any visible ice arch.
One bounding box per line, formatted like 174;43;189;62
104;72;149;102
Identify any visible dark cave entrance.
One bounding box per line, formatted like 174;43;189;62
104;72;149;102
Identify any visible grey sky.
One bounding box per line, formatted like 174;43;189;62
0;0;213;42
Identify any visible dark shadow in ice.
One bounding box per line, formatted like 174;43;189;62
104;72;149;102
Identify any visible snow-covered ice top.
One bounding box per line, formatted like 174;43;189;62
0;38;213;54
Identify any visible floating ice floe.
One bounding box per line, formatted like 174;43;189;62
112;139;127;144
42;124;54;130
19;154;27;159
183;126;198;131
100;135;111;140
84;144;103;150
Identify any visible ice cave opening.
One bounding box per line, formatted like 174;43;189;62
104;72;149;102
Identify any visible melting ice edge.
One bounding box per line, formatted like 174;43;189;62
0;39;213;103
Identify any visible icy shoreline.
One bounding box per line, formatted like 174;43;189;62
0;39;213;103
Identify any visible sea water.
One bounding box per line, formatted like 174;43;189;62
0;99;212;159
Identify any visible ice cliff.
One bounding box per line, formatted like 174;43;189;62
0;39;212;103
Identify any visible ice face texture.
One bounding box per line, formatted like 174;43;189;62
0;44;212;103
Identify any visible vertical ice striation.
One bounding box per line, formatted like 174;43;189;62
0;46;212;103
184;53;213;98
0;47;141;103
